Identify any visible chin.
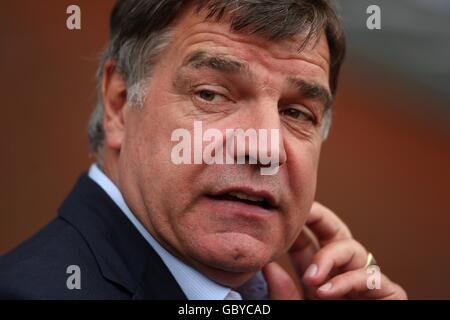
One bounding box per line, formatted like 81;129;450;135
188;232;276;273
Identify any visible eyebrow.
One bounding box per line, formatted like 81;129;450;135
179;50;332;111
181;50;251;76
287;77;333;112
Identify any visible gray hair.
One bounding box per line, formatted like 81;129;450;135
88;0;345;156
87;31;172;154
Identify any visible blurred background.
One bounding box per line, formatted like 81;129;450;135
0;0;449;299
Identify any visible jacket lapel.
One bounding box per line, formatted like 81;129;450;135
58;174;187;300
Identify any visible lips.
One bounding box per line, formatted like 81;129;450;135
208;187;278;210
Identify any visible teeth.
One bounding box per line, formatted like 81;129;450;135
228;191;264;202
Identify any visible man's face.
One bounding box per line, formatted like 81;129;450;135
117;9;331;281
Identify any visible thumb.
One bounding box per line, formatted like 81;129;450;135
262;262;303;300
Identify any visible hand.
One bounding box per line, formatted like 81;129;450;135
262;202;407;300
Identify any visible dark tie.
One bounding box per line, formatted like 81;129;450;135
235;271;269;300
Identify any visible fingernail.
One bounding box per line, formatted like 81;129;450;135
304;264;318;278
319;282;333;292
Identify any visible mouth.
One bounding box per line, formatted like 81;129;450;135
207;187;278;211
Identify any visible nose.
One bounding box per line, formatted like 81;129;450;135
227;100;287;174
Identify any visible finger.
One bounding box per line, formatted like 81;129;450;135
306;202;352;246
262;262;302;300
289;225;320;253
288;202;351;276
315;268;408;300
302;239;367;287
288;226;320;275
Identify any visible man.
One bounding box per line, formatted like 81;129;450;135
0;0;406;299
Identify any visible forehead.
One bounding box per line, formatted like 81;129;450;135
167;7;331;86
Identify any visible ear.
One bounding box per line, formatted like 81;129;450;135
102;59;128;151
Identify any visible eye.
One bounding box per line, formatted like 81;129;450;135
280;106;315;122
196;89;226;103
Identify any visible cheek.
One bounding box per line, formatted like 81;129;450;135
121;110;185;204
287;138;321;197
281;142;321;243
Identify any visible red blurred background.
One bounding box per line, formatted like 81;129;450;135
1;0;449;299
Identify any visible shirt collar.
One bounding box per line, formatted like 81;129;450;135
87;164;239;300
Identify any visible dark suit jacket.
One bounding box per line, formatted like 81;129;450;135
0;174;187;299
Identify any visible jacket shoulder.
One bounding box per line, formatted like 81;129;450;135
0;218;129;299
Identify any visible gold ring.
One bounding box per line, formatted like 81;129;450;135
364;252;377;268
